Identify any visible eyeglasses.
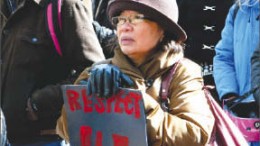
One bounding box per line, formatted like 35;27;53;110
111;14;150;26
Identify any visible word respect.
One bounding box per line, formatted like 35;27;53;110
66;89;142;119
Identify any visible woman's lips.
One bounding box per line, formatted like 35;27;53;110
120;37;134;45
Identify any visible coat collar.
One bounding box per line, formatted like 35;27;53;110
112;47;183;80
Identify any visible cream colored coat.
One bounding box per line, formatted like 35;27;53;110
57;48;215;146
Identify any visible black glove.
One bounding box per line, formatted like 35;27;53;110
80;64;134;98
27;85;64;120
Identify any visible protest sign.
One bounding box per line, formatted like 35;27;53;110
62;85;148;146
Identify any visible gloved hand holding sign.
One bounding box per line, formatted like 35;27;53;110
80;64;134;98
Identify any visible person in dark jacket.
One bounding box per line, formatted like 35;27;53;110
92;21;115;58
1;0;106;145
92;0;116;58
177;0;234;101
83;0;116;58
92;0;112;29
251;44;260;104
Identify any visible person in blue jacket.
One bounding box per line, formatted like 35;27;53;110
213;0;259;145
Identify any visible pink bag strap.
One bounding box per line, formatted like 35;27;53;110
204;88;248;146
46;0;63;57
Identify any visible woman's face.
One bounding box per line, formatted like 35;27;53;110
115;10;164;64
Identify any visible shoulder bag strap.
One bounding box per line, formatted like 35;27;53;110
160;61;180;111
45;0;63;57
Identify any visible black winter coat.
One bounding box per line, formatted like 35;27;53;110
92;0;112;29
1;0;105;143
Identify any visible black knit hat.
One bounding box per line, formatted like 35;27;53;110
107;0;187;42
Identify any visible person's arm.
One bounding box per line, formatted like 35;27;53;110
27;0;106;123
143;60;214;146
61;0;105;73
213;4;239;100
251;44;260;103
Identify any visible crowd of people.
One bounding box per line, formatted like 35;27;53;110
0;0;107;145
0;0;259;146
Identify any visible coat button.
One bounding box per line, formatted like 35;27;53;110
31;37;38;43
145;79;154;87
71;69;77;76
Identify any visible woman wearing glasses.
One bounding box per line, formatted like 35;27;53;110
57;0;214;145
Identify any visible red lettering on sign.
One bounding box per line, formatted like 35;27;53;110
102;90;127;114
114;94;124;114
95;131;103;146
67;90;81;111
106;95;118;113
128;92;142;119
80;126;92;146
124;95;134;116
80;126;129;146
112;134;129;146
95;97;105;113
66;88;142;118
82;89;93;112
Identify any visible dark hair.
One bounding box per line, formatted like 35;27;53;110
160;32;185;54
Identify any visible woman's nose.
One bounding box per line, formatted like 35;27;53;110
118;22;133;32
